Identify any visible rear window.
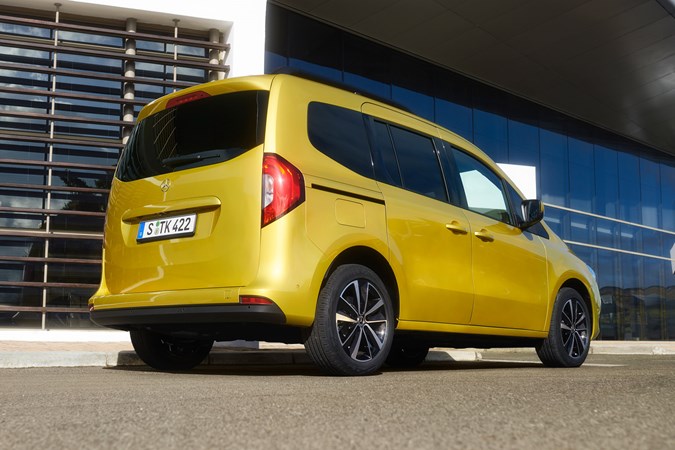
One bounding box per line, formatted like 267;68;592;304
116;90;268;182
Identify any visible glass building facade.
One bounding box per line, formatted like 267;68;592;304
0;5;227;329
265;5;675;340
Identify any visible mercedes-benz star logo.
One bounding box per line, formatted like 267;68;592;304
160;179;171;192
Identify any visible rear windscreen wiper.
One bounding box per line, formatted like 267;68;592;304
161;149;233;168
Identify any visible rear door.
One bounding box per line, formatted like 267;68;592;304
363;104;474;325
104;89;269;295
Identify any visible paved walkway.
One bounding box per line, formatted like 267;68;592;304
0;329;674;368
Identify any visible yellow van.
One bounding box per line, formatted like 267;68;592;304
90;74;601;375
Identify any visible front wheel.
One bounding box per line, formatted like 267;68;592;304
536;287;591;367
305;264;395;376
130;329;213;371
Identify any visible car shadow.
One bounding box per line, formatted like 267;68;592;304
105;351;543;377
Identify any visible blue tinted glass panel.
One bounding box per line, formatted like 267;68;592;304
619;223;641;253
568;138;594;212
543;207;564;237
618;152;641;223
435;99;472;140
265;4;288;74
594;145;619;218
473;110;507;162
640;157;661;228
507;120;538;166
391;54;433;120
0;22;50;38
288;12;341;82
343;35;390;99
641;228;663;258
595;217;619;249
661;163;675;232
570;213;594;244
539;130;568;206
433;70;472;140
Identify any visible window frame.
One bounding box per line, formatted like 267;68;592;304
364;116;453;204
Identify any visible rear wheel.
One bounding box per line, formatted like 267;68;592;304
305;264;394;376
385;341;429;368
536;287;591;367
130;329;213;371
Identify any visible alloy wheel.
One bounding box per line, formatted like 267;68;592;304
560;298;589;358
334;278;389;362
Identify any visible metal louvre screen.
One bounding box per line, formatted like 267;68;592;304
0;5;228;329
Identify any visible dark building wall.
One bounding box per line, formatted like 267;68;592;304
265;4;675;340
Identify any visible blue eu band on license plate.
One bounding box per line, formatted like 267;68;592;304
137;213;197;242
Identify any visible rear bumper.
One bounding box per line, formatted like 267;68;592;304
90;303;286;330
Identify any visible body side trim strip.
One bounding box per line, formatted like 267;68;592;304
310;183;385;205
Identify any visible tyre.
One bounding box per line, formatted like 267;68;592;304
130;329;213;371
385;340;429;368
536;287;591;367
305;264;395;376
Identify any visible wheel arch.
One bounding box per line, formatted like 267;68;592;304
560;278;593;323
323;246;399;320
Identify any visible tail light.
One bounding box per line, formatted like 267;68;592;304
262;153;305;226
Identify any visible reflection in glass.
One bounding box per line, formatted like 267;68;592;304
288;11;341;82
47;239;102;260
618;152;641;223
0;285;41;313
568;138;593;212
539;130;568;207
46;312;98;329
0;311;42;328
640;157;661;228
343;34;390;99
661;164;675;232
473;109;507;162
507;120;538;166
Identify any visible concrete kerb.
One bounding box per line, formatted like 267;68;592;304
0;329;674;369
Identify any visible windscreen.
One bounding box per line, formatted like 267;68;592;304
116;90;268;182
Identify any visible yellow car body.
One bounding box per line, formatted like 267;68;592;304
90;74;601;374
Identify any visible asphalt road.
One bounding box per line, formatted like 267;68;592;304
1;353;674;450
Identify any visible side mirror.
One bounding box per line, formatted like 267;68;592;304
520;199;544;229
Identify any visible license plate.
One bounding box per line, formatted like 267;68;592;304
136;213;197;243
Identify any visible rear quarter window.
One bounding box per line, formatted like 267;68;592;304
307;102;374;178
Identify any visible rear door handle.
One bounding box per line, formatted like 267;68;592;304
474;229;494;242
445;221;468;235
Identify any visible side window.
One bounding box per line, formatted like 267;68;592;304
371;120;402;187
307;102;373;178
505;182;550;238
453;149;510;223
388;126;447;202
